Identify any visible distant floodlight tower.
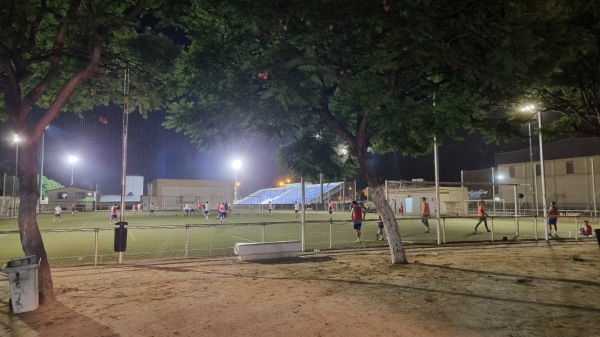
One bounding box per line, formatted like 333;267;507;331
68;155;79;186
520;103;548;241
232;159;242;202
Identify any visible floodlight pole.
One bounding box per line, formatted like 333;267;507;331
528;123;539;215
538;110;549;241
38;128;46;214
433;92;441;245
118;68;130;265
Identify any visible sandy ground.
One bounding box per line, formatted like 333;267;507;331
1;240;600;337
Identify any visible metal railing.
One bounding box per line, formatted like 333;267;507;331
0;216;597;266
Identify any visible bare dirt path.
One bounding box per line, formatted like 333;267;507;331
2;241;600;337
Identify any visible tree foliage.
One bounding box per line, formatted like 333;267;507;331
532;0;600;138
0;0;187;301
167;0;562;264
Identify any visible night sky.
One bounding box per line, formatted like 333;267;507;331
1;105;527;196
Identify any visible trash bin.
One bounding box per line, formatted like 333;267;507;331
595;229;600;248
114;221;128;252
1;255;41;313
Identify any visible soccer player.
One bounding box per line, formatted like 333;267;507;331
376;214;385;241
268;201;272;215
548;201;559;237
184;203;191;217
71;203;75;214
203;202;210;219
350;200;365;242
110;204;118;224
328;201;334;221
474;201;490;232
421;197;430;233
53;205;62;222
294;201;300;218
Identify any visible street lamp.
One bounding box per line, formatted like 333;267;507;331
232;159;241;203
519;107;539;216
68;155;78;186
12;134;21;217
521;104;548;240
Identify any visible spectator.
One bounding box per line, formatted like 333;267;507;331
579;220;593;236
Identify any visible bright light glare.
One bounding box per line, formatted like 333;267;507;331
13;134;21;144
497;174;505;181
232;159;242;170
520;104;536;112
68;155;79;164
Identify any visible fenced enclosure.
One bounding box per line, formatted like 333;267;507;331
1;210;597;266
384;178;599;217
0;174;19;218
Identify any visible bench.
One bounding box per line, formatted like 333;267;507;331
234;240;301;262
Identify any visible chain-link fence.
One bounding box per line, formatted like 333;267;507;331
0;174;19;218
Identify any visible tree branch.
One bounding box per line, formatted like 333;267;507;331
20;0;83;121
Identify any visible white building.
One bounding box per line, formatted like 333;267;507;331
494;138;600;215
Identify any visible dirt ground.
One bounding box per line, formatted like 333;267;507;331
1;241;600;337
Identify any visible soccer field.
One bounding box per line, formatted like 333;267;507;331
0;209;590;266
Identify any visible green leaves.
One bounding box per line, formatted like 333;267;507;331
166;0;576;181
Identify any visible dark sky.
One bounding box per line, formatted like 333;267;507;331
1;105;528;196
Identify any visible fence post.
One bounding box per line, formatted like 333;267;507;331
185;225;189;258
514;185;519;236
94;228;99;266
329;221;333;249
534;217;538;240
490;217;494;241
262;223;266;242
442;218;446;244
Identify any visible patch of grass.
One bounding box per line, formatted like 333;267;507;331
570;254;584;261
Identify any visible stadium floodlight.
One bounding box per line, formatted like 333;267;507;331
68;155;79;186
521;103;548;241
232;159;241;202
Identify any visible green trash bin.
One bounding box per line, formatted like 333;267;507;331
1;255;41;313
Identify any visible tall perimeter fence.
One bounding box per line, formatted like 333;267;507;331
2;176;599;267
1;212;598;267
0;174;19;218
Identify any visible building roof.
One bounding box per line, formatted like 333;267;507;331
99;195;141;203
47;186;96;192
495;137;600;166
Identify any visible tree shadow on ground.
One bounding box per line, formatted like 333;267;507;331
0;298;119;337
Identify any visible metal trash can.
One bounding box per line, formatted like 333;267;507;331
1;255;41;313
114;221;128;252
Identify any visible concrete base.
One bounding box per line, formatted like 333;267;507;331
234;241;301;262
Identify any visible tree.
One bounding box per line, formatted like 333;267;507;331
533;1;600;138
168;0;553;263
39;176;63;199
0;0;184;302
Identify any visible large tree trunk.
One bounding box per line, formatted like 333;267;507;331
17;134;55;302
358;154;408;264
